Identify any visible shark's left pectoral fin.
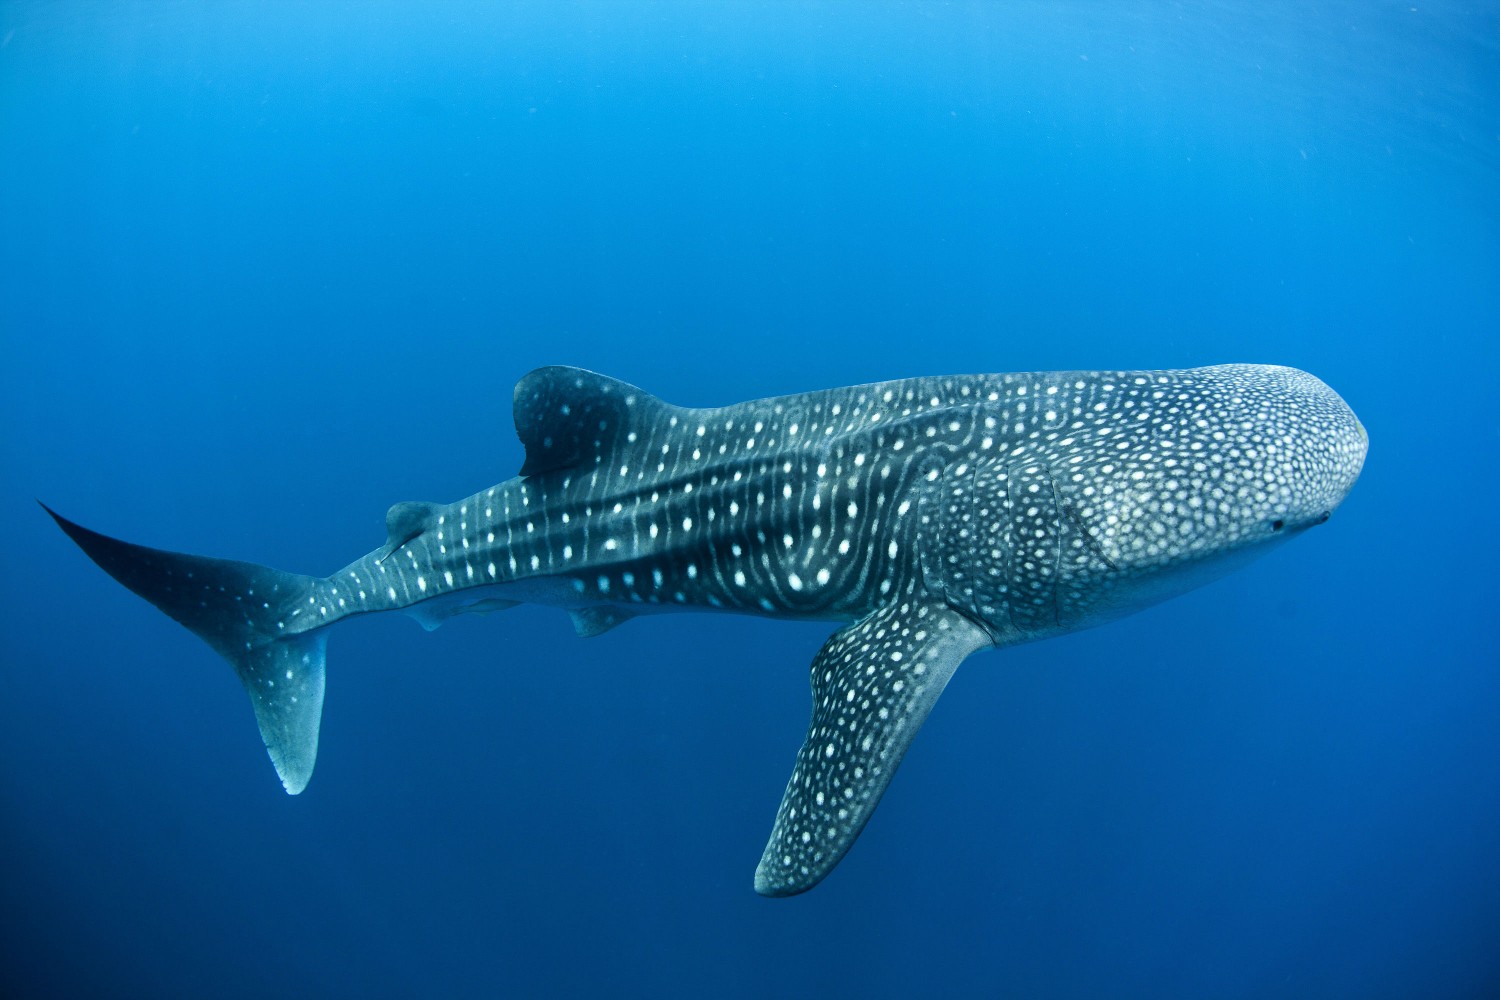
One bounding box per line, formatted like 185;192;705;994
755;597;992;897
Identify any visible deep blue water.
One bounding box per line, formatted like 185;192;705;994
2;2;1497;997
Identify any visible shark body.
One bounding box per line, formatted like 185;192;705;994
47;364;1366;895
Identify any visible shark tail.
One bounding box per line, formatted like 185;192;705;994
42;503;329;794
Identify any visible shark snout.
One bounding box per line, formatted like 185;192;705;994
1235;365;1365;531
1302;374;1367;519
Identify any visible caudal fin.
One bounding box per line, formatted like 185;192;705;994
42;503;329;793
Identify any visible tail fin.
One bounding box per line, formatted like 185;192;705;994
42;503;329;794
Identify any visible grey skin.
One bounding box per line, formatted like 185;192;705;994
45;363;1367;896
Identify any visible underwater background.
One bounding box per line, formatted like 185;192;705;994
2;2;1496;997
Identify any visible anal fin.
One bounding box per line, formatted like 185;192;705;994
569;606;637;638
407;596;520;632
754;596;991;896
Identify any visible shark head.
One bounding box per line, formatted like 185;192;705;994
1024;364;1368;634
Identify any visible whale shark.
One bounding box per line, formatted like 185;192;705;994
45;363;1366;895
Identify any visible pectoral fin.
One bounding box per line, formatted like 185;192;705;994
754;597;991;896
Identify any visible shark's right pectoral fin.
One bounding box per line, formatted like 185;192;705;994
754;595;992;897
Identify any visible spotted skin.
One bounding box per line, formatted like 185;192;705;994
46;363;1366;896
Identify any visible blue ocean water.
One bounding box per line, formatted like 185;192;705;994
2;2;1496;996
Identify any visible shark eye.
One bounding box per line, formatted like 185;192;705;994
1271;519;1285;532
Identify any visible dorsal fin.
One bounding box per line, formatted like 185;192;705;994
512;366;666;477
377;500;441;563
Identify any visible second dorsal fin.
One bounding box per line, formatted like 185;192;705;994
377;500;442;563
512;366;669;477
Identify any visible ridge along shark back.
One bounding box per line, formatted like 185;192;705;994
46;363;1367;896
